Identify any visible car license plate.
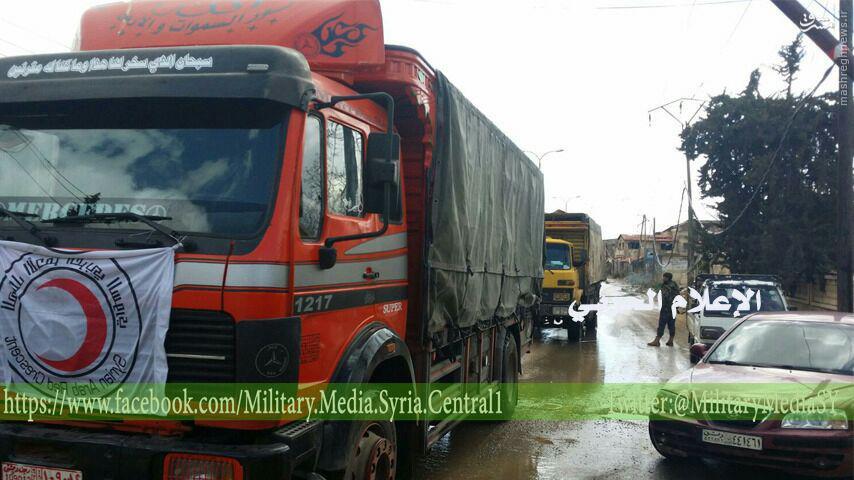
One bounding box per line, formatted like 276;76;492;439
2;462;82;480
552;306;570;315
701;429;762;451
553;292;571;302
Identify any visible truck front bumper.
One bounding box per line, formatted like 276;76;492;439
536;303;577;326
0;421;321;479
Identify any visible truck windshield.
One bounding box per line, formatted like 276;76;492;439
545;243;571;270
0;99;286;236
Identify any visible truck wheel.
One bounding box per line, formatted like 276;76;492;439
343;420;397;480
566;321;584;342
584;312;598;331
532;312;542;336
499;333;519;417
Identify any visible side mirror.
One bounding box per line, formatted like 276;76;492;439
316;93;399;271
319;246;337;270
572;251;588;268
690;343;708;360
364;132;401;215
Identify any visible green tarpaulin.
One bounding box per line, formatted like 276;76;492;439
427;72;544;334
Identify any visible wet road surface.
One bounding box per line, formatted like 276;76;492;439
412;280;815;480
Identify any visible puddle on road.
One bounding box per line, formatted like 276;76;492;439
413;281;715;480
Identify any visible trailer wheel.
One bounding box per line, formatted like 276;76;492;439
343;419;397;480
499;333;519;417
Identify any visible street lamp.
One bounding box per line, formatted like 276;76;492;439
551;195;581;212
524;148;564;169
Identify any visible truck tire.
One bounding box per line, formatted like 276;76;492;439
566;321;584;342
499;332;519;418
532;311;543;336
584;311;598;331
343;417;397;480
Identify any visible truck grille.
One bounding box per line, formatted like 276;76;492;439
542;288;573;303
165;310;236;382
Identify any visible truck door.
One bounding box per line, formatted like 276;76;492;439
293;112;407;382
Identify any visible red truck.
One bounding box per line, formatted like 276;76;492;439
0;1;544;478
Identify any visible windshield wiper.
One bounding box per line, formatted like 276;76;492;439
44;212;187;250
0;205;57;247
751;363;847;375
707;360;754;367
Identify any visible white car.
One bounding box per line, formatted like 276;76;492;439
687;275;788;363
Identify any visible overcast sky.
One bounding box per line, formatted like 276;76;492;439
0;0;841;238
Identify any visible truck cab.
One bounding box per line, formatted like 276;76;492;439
538;237;585;340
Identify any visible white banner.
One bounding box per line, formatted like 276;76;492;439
0;240;174;399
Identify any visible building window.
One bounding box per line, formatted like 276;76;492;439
299;116;323;239
327;121;364;217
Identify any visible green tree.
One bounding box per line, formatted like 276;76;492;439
680;35;837;292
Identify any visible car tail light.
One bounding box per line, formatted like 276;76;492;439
164;454;243;480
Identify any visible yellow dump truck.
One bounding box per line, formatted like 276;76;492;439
537;212;606;341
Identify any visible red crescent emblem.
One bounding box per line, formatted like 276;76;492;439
35;278;108;372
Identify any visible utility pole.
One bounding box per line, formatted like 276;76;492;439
771;0;852;312
648;98;705;285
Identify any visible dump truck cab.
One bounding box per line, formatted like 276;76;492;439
538;237;584;340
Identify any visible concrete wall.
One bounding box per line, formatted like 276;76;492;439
787;274;838;311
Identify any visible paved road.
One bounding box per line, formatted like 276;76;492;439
412;280;811;480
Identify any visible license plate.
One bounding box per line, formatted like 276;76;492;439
552;306;570;315
553;293;571;302
2;462;82;480
701;429;762;451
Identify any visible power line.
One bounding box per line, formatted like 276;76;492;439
1;149;63;206
652;188;687;268
695;62;836;237
12;131;89;201
0;18;70;50
810;0;839;21
723;0;753;47
0;37;36;54
598;0;750;10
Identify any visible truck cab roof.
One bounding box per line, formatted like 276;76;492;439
0;45;315;109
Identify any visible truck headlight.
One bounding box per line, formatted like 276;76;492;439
781;409;848;430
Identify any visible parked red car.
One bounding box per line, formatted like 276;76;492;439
649;311;854;478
